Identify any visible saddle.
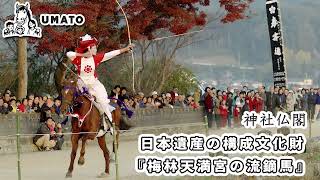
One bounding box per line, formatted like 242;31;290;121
67;87;114;136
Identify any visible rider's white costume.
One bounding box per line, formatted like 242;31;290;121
66;34;120;122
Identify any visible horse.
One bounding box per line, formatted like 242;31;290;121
60;77;121;178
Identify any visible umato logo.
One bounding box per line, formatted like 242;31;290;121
2;2;42;38
40;14;85;26
2;2;86;39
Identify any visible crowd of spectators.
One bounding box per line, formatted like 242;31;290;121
0;85;203;150
0;89;62;116
0;85;201;116
109;86;200;111
0;89;64;151
3;84;320;149
203;85;320;129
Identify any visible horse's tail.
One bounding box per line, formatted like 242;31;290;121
109;97;135;130
108;97;134;118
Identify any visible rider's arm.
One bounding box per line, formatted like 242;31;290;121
101;46;132;63
100;50;121;63
66;51;84;62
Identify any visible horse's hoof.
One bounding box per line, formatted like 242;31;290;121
65;172;72;178
78;157;85;166
96;172;109;178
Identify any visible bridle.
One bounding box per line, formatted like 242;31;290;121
62;84;94;127
62;85;78;111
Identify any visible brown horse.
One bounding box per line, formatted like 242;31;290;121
60;78;121;178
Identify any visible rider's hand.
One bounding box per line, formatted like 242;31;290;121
126;44;134;52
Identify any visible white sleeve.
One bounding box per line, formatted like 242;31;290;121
101;50;121;63
66;51;77;61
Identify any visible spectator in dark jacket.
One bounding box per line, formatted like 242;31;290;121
266;86;280;115
110;85;121;99
204;90;214;128
226;93;233;128
33;117;64;151
0;98;8;114
33;96;41;113
241;98;250;115
313;89;320;122
300;89;308;111
53;98;62;115
1;102;10;114
118;87;129;102
39;96;55;122
308;88;317;120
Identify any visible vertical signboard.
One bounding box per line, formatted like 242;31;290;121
266;0;287;87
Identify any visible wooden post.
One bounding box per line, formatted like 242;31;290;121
16;115;21;180
112;123;119;180
17;0;28;100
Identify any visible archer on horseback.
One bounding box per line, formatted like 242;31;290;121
66;34;133;135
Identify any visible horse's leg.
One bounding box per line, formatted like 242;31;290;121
66;134;80;178
111;108;121;161
97;135;110;178
78;136;87;165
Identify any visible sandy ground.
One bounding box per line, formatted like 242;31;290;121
0;121;320;180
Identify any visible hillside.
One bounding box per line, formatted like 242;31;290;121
176;0;320;85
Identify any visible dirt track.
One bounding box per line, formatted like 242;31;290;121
0;121;319;180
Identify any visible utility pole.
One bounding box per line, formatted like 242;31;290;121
17;0;28;99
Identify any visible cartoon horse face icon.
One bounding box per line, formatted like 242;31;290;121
2;2;42;38
15;2;31;27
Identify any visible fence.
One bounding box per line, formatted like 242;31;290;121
0;107;208;180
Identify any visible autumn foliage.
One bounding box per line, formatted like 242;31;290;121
27;0;254;59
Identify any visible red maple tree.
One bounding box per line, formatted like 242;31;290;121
23;0;253;93
28;0;253;61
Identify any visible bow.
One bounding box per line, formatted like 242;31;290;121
115;0;136;93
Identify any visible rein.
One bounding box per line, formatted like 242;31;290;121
63;85;94;127
78;95;93;127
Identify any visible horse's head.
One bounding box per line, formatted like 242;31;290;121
15;2;30;26
60;77;78;115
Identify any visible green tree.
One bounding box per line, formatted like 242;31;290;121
162;66;199;95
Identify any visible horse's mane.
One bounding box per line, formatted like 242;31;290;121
55;59;68;97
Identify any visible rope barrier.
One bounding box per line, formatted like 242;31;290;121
0;122;208;139
0;115;209;180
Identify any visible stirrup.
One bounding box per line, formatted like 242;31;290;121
97;129;105;137
101;113;114;135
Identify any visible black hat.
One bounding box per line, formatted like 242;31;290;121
45;117;54;122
